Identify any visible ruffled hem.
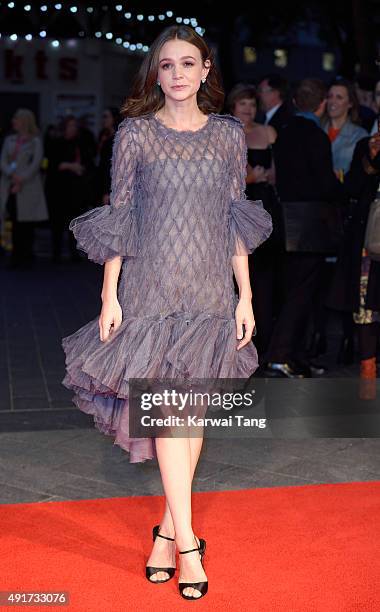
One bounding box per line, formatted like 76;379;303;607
229;198;273;257
69;203;139;265
62;310;258;462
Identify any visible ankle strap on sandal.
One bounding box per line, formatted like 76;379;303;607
179;546;200;554
157;532;175;541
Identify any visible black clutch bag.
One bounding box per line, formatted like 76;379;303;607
280;200;344;254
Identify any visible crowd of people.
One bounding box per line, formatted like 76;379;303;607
0;106;121;265
0;73;379;381
228;74;380;384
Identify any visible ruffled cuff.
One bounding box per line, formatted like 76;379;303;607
228;198;273;257
69;203;139;265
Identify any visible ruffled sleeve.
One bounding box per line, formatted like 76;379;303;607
227;117;273;257
69;117;140;265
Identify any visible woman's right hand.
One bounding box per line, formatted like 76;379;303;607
247;164;268;184
99;297;123;342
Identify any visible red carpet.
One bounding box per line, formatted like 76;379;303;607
1;481;379;611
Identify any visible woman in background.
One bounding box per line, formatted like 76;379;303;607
47;115;95;262
324;78;368;178
311;79;369;364
0;108;48;268
228;83;281;361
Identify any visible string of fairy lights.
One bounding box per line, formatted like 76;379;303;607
0;2;206;53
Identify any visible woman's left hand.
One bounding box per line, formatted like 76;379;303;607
235;297;255;350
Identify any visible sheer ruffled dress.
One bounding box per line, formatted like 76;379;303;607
61;112;272;462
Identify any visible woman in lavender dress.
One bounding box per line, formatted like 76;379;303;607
62;25;272;601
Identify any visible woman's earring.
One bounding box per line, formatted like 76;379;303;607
157;80;161;87
201;77;206;83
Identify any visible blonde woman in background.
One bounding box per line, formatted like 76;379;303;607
0;109;48;268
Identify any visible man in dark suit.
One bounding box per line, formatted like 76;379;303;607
257;74;294;133
263;78;343;377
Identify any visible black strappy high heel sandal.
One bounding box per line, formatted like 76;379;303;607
145;524;176;583
178;537;208;600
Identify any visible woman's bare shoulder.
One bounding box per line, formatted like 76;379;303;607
266;124;277;143
247;122;277;145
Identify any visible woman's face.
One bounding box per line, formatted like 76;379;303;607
157;38;210;104
65;119;78;140
233;97;257;123
327;85;352;121
374;81;380;113
102;109;114;130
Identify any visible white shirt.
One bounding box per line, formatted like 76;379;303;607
265;103;281;125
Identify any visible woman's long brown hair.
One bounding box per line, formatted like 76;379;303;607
121;25;224;117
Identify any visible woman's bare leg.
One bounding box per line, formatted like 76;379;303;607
147;428;207;597
146;433;205;593
159;435;204;533
156;433;207;598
